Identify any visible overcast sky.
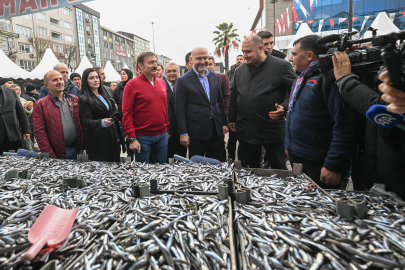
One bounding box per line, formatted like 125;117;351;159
86;0;260;67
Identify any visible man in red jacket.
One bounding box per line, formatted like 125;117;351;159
33;70;83;159
122;52;169;163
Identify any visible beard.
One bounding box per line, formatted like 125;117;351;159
197;65;207;72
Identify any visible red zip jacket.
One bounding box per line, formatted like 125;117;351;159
33;93;83;158
122;73;169;138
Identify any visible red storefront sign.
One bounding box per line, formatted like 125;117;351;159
116;51;126;57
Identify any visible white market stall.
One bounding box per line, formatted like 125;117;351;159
123;64;129;69
286;23;314;49
29;48;60;79
362;12;400;39
74;56;94;77
103;61;121;82
0;49;41;80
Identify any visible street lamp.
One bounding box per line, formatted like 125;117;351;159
270;0;278;36
149;22;156;52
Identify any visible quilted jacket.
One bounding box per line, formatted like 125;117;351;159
33;93;83;158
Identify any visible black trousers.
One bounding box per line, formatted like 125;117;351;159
288;152;347;190
189;121;223;161
240;140;287;169
228;129;237;161
0;135;22;154
168;131;187;159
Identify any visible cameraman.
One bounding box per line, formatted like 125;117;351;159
333;51;405;199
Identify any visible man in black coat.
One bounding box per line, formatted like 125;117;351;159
333;51;405;199
176;47;228;160
228;35;297;169
165;63;187;159
0;78;31;153
257;30;287;59
21;83;38;142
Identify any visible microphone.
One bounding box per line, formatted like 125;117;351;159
317;34;340;44
366;104;405;130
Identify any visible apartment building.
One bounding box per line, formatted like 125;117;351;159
0;6;78;72
73;4;102;67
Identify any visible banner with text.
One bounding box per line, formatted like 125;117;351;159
0;0;94;19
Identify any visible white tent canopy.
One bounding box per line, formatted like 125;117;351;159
103;61;121;82
286;23;314;49
0;49;40;80
362;12;400;39
74;56;93;77
30;48;60;79
123;64;129;69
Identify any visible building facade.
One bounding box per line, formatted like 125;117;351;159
157;55;172;67
100;28;150;72
253;0;405;48
0;5;78;71
73;4;101;67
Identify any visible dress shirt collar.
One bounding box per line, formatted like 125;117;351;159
192;67;209;78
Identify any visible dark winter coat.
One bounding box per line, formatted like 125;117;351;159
79;92;120;162
337;72;405;199
33;93;83;158
113;82;125;112
228;52;297;145
285;69;359;174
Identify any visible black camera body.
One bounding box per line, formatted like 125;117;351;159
317;31;383;73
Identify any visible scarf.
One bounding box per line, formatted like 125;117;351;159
120;69;134;88
288;60;319;112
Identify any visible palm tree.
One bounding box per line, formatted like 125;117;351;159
212;23;240;71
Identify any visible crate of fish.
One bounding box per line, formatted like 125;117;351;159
233;161;304;178
66;194;237;270
233;186;405;270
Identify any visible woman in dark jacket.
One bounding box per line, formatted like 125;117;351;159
113;69;134;112
79;68;120;162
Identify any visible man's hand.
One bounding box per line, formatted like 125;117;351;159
104;119;114;127
129;140;141;153
223;126;229;135
378;71;405;114
320;167;341;186
285;149;288;155
23;134;30;141
115;104;118;111
229;123;236;132
180;135;190;147
269;103;284;120
332;51;351;80
167;132;171;140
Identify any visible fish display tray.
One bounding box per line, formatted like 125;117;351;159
234;160;303;178
232;169;405;270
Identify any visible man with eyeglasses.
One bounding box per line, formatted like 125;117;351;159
165;63;187;159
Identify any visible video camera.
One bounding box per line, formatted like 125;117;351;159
317;29;383;73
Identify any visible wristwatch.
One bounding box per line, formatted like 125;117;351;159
128;137;137;142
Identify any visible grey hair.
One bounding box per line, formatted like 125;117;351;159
242;35;264;49
165;62;179;72
53;63;68;71
111;82;117;86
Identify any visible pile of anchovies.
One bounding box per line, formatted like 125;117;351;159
234;169;405;269
0;156;232;269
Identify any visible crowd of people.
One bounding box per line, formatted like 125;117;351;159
1;30;404;198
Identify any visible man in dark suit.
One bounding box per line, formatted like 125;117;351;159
165;62;187;159
0;78;31;153
176;47;228;160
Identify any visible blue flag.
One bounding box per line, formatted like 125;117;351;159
1;0;94;19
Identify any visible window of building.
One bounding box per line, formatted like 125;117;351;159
15;25;32;37
0;19;12;32
36;13;46;21
37;26;47;36
85;13;90;20
87;38;92;45
62;8;71;16
65;35;73;43
18;43;32;53
86;25;91;32
50;17;60;26
121;38;125;44
20;15;31;20
51;31;62;40
53;44;63;53
20;60;35;71
64;22;72;29
88;50;93;56
70;61;76;68
109;43;113;49
104;41;108;48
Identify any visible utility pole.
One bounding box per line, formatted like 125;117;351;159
348;0;354;37
270;0;278;36
150;22;156;52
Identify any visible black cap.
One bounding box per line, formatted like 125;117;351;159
0;78;13;86
70;73;81;80
25;83;36;92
